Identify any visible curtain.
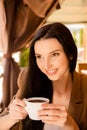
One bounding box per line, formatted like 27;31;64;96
1;0;60;108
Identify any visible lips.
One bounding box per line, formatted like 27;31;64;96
46;69;58;76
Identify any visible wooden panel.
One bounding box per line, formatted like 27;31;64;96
78;63;87;74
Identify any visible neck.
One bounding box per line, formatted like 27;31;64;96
52;72;72;95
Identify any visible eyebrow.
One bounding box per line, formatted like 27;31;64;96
49;50;60;54
35;50;60;55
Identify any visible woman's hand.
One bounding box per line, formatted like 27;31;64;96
38;103;67;127
0;98;28;130
8;98;28;123
38;103;79;130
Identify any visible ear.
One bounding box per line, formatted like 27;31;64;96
69;55;73;60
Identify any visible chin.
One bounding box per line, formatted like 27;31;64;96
48;76;59;81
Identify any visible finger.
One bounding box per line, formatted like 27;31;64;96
9;100;27;114
41;103;66;111
13;98;26;107
39;109;67;118
39;114;66;127
9;105;27;121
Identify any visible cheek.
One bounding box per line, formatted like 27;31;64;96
57;57;69;69
36;61;41;68
36;61;43;71
36;61;46;75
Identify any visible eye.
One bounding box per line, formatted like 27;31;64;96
52;52;60;56
35;55;41;59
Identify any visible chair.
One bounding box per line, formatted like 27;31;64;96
78;63;87;74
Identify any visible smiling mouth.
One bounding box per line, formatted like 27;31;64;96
46;69;58;75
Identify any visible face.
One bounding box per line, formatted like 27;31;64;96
34;38;70;81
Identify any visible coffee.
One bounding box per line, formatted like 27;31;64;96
29;99;46;103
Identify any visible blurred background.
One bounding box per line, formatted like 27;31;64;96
0;0;87;110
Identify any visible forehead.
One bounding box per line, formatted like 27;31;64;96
34;38;63;53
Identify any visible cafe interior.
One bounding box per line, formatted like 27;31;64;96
0;0;87;111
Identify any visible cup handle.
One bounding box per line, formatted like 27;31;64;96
23;99;29;113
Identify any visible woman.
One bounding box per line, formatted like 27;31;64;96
0;22;87;130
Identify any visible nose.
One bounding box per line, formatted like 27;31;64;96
43;58;52;69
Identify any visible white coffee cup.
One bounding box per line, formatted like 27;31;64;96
24;97;49;120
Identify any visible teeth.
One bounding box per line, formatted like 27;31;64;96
47;69;56;74
48;71;54;73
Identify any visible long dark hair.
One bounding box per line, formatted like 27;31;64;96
20;22;77;130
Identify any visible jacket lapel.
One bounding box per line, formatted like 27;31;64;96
68;71;83;122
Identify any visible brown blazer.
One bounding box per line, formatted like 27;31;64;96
10;69;87;130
